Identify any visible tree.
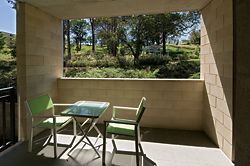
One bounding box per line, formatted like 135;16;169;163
71;19;88;52
154;12;200;55
95;17;122;56
63;20;71;60
7;0;16;9
89;18;96;53
119;15;146;65
0;32;5;50
189;29;200;45
8;36;16;57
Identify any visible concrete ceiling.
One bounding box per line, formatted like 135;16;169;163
18;0;211;19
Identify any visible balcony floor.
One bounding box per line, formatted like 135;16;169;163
0;126;233;166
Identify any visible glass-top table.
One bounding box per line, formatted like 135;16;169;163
61;101;109;118
61;100;110;157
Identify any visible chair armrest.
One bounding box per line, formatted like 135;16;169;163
53;103;74;107
113;106;137;118
53;114;72;117
104;119;138;126
31;115;54;119
113;106;137;111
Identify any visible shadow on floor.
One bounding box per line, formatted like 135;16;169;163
141;127;217;148
0;124;220;166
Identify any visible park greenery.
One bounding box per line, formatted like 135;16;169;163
64;44;200;79
0;32;16;88
0;5;201;88
63;12;201;79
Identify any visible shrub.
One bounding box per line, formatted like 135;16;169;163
139;55;170;68
118;56;134;69
189;72;200;79
0;54;16;88
156;60;200;78
65;67;158;78
96;55;119;68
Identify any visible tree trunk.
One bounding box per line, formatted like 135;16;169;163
79;37;82;51
66;20;71;59
125;42;139;66
112;42;117;57
63;21;66;54
111;17;118;56
162;31;166;55
90;18;95;53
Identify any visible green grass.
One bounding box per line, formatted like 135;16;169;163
167;44;197;53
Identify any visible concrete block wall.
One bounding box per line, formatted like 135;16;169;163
16;2;63;140
57;78;204;130
201;0;233;159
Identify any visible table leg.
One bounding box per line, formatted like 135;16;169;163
68;117;101;158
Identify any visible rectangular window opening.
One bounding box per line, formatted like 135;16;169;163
63;11;201;79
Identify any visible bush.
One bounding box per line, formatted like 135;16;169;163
139;55;170;68
96;55;119;68
0;54;16;88
189;72;200;79
156;60;200;78
65;67;158;78
118;56;134;69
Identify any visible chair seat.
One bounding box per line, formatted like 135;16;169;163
107;122;135;136
36;116;71;128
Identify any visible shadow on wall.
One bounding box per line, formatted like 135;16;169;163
203;87;218;146
201;0;233;158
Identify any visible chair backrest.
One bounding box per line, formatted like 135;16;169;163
26;94;54;116
136;97;146;123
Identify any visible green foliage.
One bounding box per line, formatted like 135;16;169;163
0;54;16;88
64;44;200;79
117;56;134;69
0;32;5;50
70;19;88;52
139;55;170;68
156;60;200;78
189;72;200;79
65;67;158;78
96;55;119;67
8;37;16;57
189;30;201;45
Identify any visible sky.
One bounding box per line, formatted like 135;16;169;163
0;0;16;34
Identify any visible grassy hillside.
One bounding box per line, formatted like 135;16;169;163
64;44;200;79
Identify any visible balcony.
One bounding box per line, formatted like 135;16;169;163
7;0;244;165
0;79;233;165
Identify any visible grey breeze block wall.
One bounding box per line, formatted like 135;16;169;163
201;0;233;159
57;78;204;130
16;2;63;140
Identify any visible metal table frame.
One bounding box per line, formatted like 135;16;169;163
61;101;110;157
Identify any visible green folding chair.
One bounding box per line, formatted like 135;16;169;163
25;94;76;158
102;97;156;166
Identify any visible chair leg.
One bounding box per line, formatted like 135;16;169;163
135;127;140;166
102;122;107;166
53;126;57;158
28;127;33;152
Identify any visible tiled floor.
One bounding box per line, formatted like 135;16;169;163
0;126;234;166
